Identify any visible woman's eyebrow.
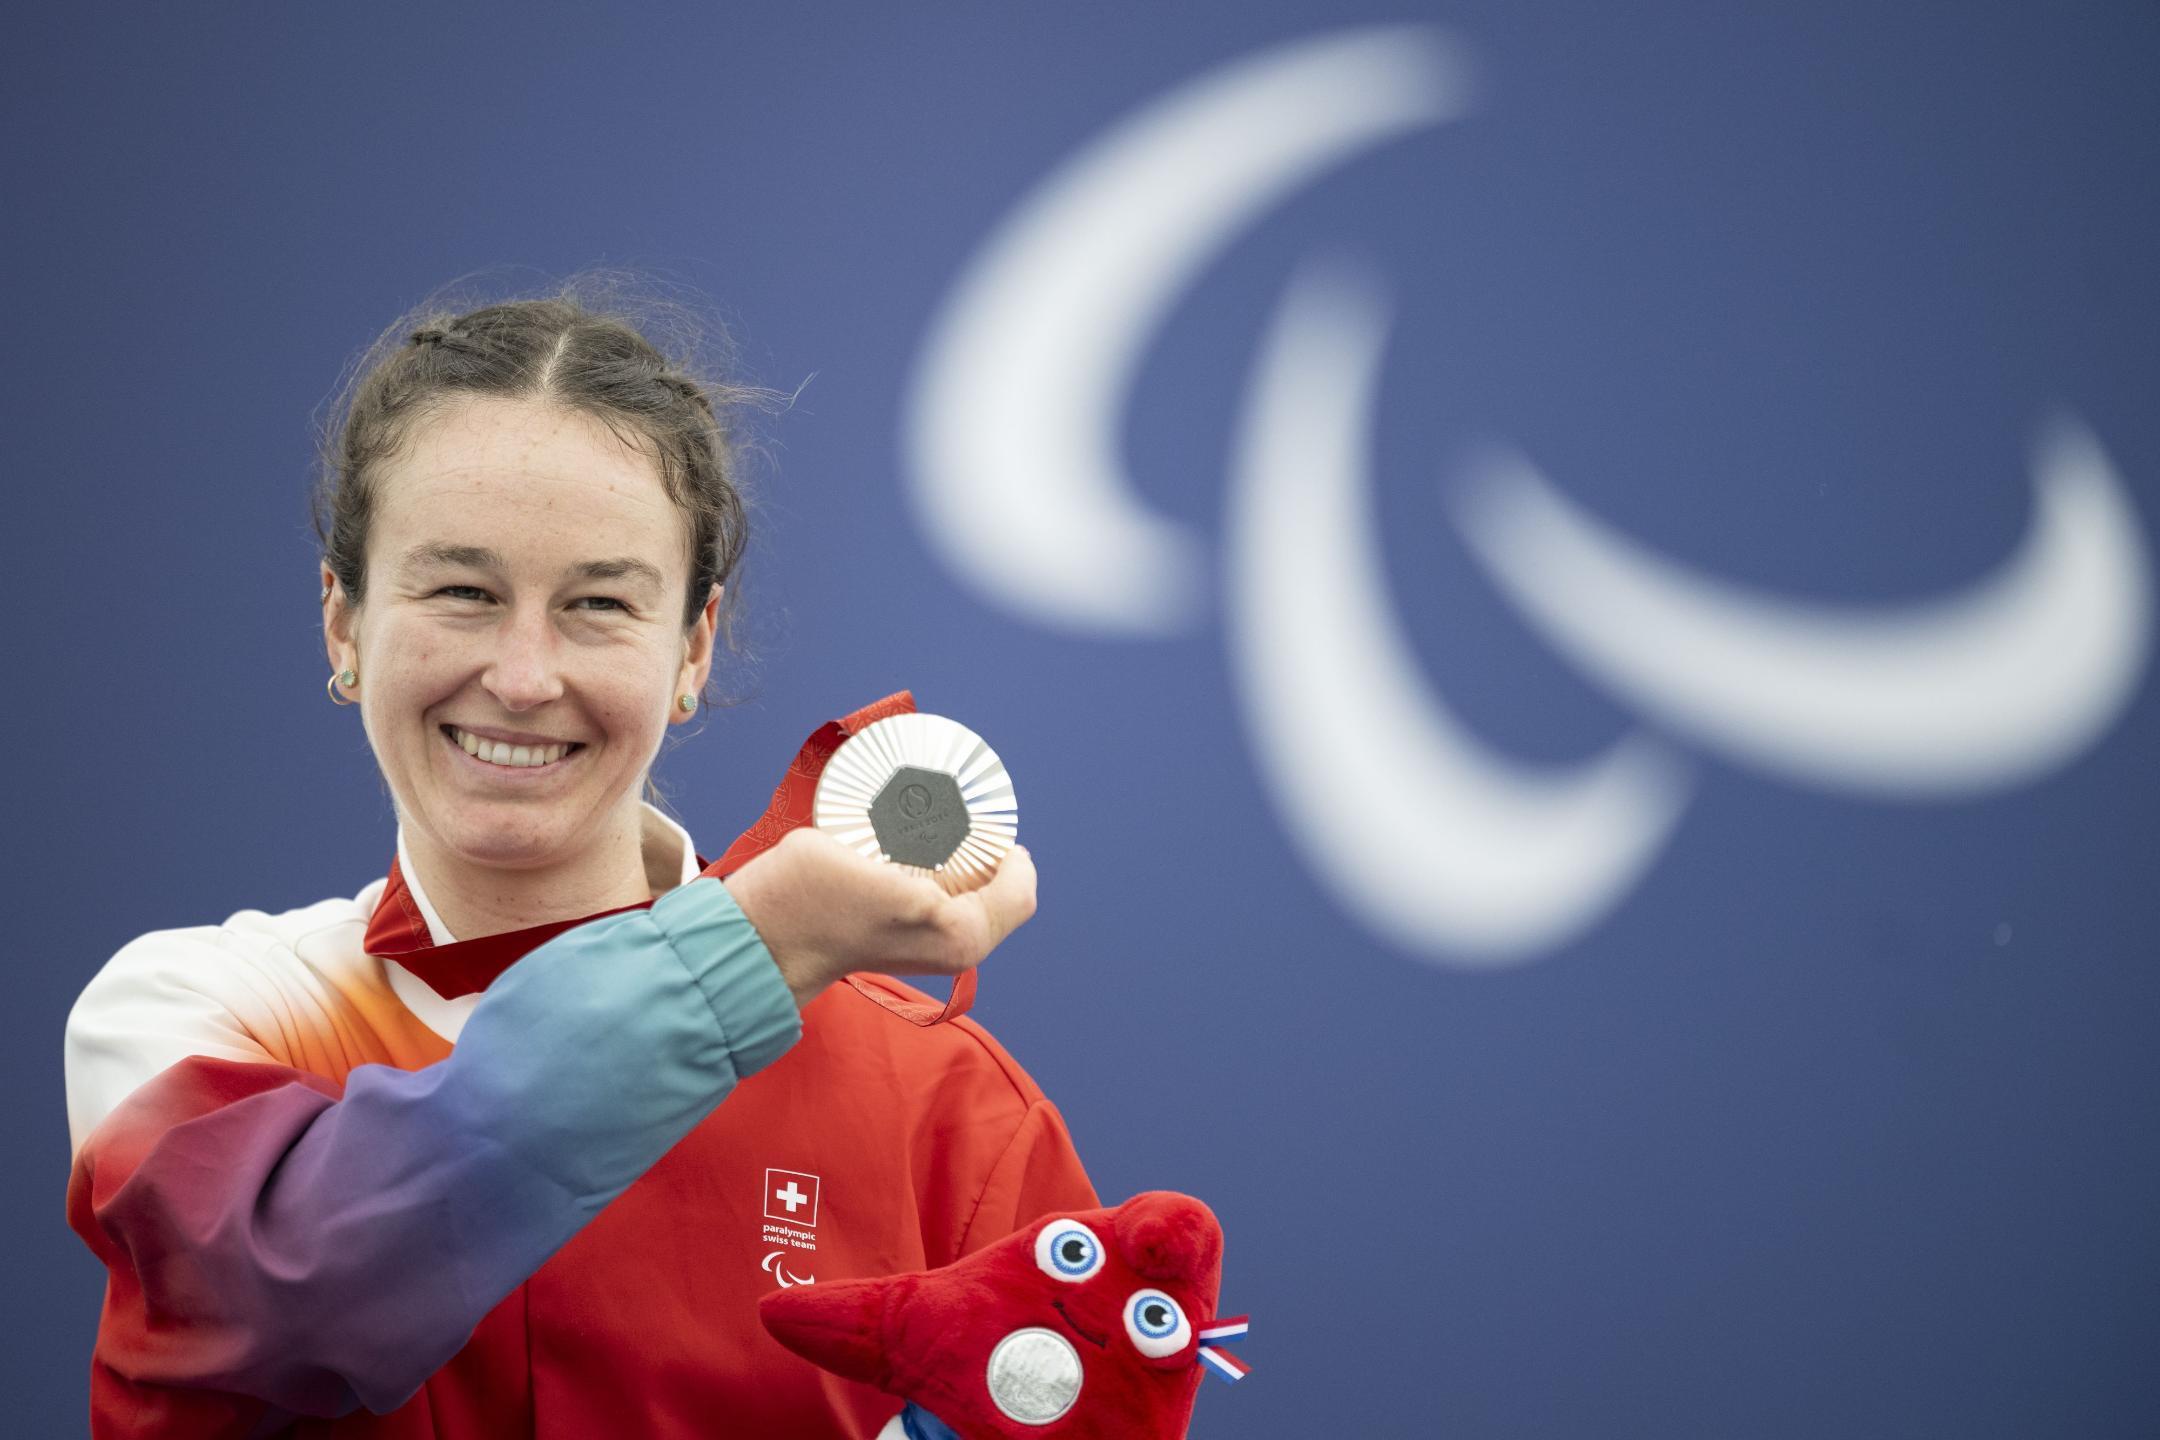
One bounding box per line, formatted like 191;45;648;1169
398;542;501;575
573;557;666;590
394;547;662;592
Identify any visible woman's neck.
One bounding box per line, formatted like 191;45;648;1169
400;807;672;941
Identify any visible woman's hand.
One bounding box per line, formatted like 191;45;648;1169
718;827;1038;1009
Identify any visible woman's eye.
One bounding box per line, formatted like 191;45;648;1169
1121;1289;1191;1357
1032;1220;1104;1282
426;588;627;613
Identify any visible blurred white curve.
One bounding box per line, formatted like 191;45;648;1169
1449;423;2153;794
907;25;1474;635
1225;266;1693;962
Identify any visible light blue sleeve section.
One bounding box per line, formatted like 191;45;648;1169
97;876;800;1417
434;874;801;1205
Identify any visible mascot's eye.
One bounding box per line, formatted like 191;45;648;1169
1122;1289;1191;1357
1033;1220;1105;1282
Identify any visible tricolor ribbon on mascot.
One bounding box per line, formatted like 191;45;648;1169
1196;1315;1251;1383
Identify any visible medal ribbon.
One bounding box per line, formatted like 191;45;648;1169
364;689;978;1026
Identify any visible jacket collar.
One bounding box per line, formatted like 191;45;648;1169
367;804;701;1002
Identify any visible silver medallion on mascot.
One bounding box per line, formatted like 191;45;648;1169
984;1327;1082;1424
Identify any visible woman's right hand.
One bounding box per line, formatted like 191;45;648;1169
718;827;1039;1008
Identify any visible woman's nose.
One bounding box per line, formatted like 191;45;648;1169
482;607;566;711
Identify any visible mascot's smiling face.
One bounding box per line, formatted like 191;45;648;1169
761;1192;1224;1438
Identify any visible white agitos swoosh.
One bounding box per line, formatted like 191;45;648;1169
761;1251;816;1288
907;25;1472;635
1449;424;2152;793
906;24;2155;961
1226;267;1693;960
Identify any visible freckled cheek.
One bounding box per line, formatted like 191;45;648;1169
385;663;461;735
574;660;675;741
363;620;462;699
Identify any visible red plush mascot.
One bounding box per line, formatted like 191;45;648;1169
761;1192;1250;1440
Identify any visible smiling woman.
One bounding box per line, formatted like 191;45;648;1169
61;277;1094;1438
328;394;716;938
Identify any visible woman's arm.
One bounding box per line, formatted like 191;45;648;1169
66;832;1038;1431
67;874;797;1421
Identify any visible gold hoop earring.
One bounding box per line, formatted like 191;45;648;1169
677;693;697;713
328;669;358;706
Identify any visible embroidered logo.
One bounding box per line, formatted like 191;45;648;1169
761;1250;817;1288
763;1168;822;1227
760;1167;822;1284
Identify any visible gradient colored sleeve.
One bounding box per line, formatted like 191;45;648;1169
66;875;799;1423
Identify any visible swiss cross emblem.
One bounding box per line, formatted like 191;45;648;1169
763;1168;822;1227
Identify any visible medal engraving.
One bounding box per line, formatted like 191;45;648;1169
869;766;970;868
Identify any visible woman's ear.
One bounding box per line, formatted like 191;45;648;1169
671;583;722;723
322;567;357;673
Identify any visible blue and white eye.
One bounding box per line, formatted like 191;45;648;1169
1123;1289;1191;1357
1033;1219;1105;1282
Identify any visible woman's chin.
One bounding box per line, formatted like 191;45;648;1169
423;810;586;873
455;836;564;872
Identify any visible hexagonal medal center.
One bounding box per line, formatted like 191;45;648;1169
869;765;969;867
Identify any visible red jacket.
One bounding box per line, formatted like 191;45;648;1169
66;696;1096;1436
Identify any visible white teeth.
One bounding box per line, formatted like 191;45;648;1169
451;728;574;769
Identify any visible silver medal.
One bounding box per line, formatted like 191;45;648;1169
813;712;1018;893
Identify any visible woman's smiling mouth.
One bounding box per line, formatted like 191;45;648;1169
443;725;584;770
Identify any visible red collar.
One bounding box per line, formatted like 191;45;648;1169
362;854;652;1000
363;690;975;1026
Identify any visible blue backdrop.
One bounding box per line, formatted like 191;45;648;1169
9;3;2158;1434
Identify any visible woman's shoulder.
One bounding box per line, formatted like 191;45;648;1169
64;877;402;1156
215;875;387;946
84;878;385;993
813;974;1057;1111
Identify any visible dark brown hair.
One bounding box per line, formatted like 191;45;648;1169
311;271;776;706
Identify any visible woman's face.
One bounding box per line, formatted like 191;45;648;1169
323;394;716;875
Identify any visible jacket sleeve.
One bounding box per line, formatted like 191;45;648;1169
65;875;800;1423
